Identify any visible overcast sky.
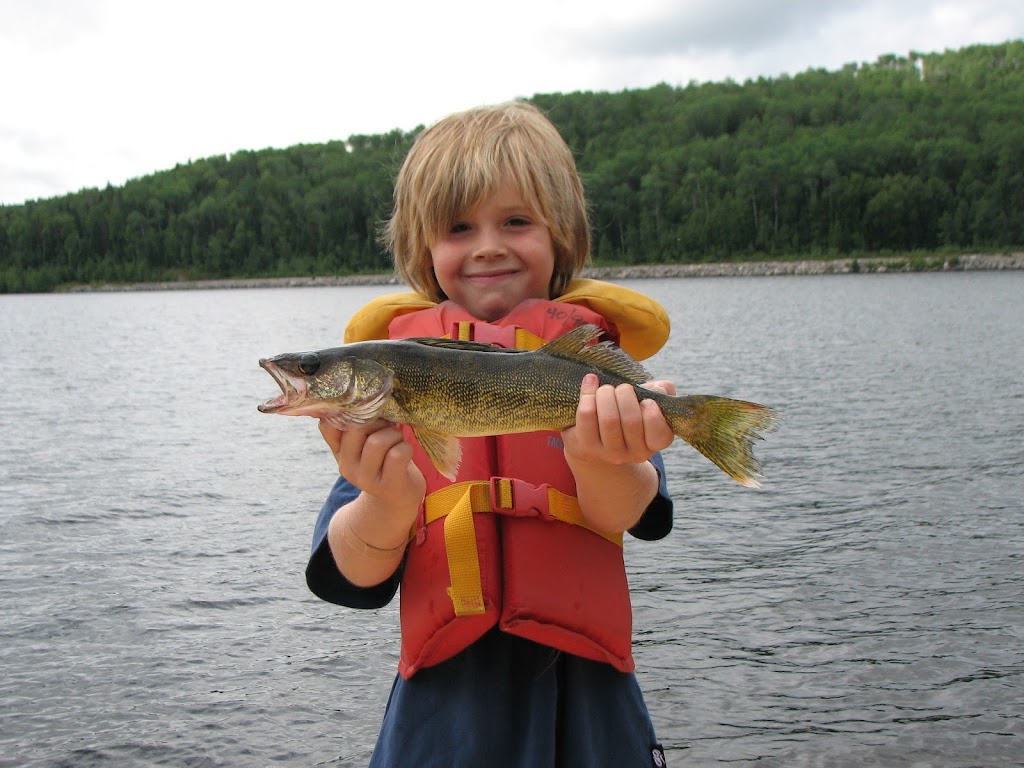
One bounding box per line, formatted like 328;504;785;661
2;0;1022;206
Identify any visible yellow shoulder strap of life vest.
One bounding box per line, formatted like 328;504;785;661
343;291;435;343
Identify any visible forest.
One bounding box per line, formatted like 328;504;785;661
1;41;1022;293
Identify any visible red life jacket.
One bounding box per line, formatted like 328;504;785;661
343;280;671;679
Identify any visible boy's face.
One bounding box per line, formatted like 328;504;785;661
430;178;555;322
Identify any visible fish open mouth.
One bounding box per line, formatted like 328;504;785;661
257;359;307;413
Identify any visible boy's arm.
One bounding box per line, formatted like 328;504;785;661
318;421;425;588
306;475;403;607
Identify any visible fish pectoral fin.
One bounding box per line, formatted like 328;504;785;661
541;324;653;383
319;387;392;431
345;385;392;424
411;426;462;481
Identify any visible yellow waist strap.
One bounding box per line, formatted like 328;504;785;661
422;478;623;617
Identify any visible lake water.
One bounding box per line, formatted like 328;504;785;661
1;273;1021;767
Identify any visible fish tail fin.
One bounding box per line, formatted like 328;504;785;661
664;395;780;488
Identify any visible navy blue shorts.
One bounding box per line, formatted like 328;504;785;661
368;629;664;768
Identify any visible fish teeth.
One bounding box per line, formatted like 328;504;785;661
258;361;307;411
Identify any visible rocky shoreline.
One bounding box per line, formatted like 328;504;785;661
61;252;1023;292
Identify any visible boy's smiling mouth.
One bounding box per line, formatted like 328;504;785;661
465;268;520;281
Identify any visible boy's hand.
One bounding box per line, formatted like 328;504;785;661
319;420;425;508
562;374;676;467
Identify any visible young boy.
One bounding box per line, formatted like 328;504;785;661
307;102;676;767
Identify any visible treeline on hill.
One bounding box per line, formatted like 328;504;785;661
1;41;1022;293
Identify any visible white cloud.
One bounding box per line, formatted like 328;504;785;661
1;0;1022;205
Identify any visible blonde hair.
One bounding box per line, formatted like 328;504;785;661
382;101;590;302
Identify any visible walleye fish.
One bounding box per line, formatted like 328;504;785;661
258;324;779;487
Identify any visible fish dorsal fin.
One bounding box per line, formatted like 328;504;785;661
540;324;653;383
405;337;529;355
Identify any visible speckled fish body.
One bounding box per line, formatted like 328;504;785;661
259;324;779;486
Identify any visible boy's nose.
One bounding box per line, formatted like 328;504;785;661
471;227;506;258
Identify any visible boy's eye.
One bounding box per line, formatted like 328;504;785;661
449;222;470;234
507;216;531;226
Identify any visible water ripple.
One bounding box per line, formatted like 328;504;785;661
2;277;1022;766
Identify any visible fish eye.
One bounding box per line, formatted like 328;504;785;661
297;353;320;376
